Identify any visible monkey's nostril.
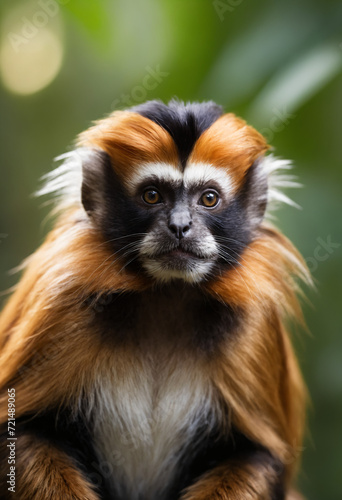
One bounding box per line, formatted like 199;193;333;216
169;222;192;239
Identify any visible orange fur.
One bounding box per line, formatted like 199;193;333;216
180;462;304;500
180;460;280;500
0;434;99;500
205;226;309;475
78;111;180;183
189;114;269;190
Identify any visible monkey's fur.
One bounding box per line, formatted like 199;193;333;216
0;100;311;499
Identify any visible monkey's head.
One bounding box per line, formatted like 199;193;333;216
52;100;295;284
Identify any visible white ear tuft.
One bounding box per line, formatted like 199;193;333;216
260;154;302;216
35;149;87;212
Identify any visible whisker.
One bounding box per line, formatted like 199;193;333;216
91;233;148;251
95;243;141;282
215;235;268;261
104;233;148;244
117;254;140;275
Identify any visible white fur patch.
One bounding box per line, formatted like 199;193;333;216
184;162;234;197
260;154;302;214
92;352;219;499
140;232;218;260
126;161;234;198
141;258;215;284
36;149;86;211
125;162;183;194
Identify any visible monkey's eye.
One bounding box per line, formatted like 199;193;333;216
200;190;219;208
142;188;162;205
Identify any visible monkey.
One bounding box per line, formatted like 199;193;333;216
0;100;312;500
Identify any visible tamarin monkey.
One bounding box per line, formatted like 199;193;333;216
0;100;311;500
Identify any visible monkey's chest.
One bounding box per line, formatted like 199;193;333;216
92;353;218;500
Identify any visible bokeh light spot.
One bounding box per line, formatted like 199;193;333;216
0;4;64;95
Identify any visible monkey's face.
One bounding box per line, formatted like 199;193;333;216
82;153;266;285
130;163;248;283
80;105;270;284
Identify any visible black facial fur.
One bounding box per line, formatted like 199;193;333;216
82;150;158;272
204;196;251;268
205;161;268;270
131;99;223;167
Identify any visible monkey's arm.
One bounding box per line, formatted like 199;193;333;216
0;286;104;499
180;449;284;500
0;432;100;500
179;450;304;500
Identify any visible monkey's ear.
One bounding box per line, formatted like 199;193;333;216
239;157;268;230
81;149;115;219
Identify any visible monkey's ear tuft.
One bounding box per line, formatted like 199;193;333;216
239;157;268;230
81;149;114;218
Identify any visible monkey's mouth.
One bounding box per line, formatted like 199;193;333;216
154;246;210;262
167;248;203;259
147;246;215;276
139;236;217;282
140;242;216;282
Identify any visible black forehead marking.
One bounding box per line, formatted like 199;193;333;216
131;99;223;169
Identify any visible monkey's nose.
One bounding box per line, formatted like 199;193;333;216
168;215;192;239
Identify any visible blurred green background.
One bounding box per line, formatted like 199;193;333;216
0;0;341;498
